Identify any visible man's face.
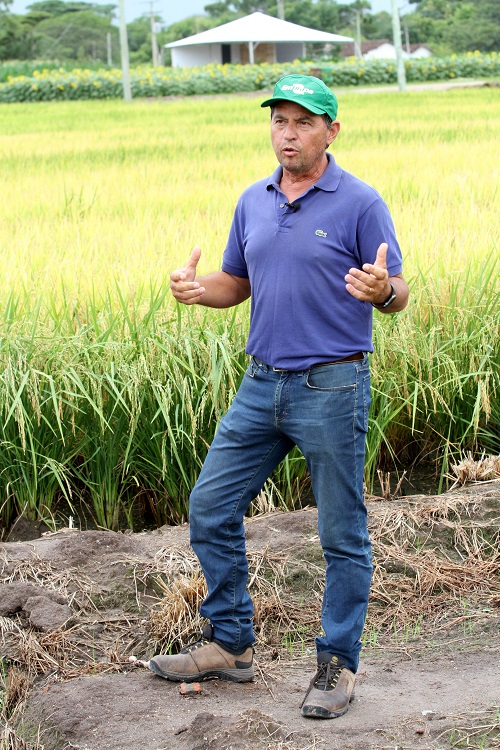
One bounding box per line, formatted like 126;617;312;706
270;101;340;176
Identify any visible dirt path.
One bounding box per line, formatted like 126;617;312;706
1;482;499;750
20;647;500;750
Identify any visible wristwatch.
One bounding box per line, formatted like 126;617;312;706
372;282;397;309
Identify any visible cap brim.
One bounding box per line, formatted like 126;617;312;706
260;96;326;116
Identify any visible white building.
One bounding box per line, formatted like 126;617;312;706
340;39;432;60
364;41;432;59
165;12;353;69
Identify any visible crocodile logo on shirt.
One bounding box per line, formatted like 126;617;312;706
315;229;328;238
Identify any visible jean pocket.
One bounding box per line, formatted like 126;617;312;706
305;363;357;392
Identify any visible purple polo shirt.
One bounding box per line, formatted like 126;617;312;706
221;154;403;370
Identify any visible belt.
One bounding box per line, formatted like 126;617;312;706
271;352;364;372
312;352;364;366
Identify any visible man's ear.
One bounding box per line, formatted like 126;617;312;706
327;121;341;148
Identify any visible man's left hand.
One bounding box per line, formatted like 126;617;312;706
345;242;392;305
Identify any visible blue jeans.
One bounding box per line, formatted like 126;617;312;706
189;355;372;672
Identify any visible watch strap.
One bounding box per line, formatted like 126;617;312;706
372;282;397;309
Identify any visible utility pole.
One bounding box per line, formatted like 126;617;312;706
402;17;410;54
149;1;160;67
277;0;285;20
106;31;112;66
391;0;406;92
118;0;131;101
354;10;362;58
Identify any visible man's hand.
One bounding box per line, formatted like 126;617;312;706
345;242;392;305
170;246;206;305
169;248;252;308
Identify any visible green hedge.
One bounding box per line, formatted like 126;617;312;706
0;52;498;103
321;50;500;85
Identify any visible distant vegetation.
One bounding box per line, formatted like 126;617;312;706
0;0;498;65
0;88;498;532
1;53;499;102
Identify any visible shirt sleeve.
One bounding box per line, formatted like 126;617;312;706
356;197;403;276
221;199;249;279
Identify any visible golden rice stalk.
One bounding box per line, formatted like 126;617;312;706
450;454;500;485
0;557;98;615
1;723;44;750
148;571;206;650
2;667;32;723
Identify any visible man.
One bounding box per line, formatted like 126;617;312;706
150;74;409;719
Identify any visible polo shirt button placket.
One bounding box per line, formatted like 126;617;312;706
278;203;290;230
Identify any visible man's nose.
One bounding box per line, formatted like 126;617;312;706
283;122;298;139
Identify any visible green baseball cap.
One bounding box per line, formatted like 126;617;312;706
261;74;338;120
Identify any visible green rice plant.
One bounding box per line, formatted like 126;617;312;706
362;624;379;649
369;251;499;487
123;307;250;525
0;88;498;528
0;342;76;528
67;364;134;530
281;625;310;656
262;449;312;512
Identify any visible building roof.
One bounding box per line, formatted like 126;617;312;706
166;12;353;49
340;38;432;56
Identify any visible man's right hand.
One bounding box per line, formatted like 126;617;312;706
170;246;206;305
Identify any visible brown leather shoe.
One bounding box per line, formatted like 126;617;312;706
301;653;356;719
149;624;254;683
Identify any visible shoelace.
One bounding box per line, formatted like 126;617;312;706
301;660;343;706
181;636;210;654
314;660;342;690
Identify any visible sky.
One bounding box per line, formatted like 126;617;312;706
10;0;395;26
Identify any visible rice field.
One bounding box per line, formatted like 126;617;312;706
0;86;499;531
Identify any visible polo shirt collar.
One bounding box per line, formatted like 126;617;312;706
266;153;342;193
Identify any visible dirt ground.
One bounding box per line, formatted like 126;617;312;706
1;480;499;750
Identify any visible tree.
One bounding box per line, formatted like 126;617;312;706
0;0;120;60
204;0;276;18
163;14;221;43
32;9;118;60
126;15;150;57
362;11;392;41
4;0;498;64
27;1;116;20
405;0;500;52
161;13;223;64
315;0;341;32
204;1;235;17
127;15;166;64
0;0;26;60
285;0;339;31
